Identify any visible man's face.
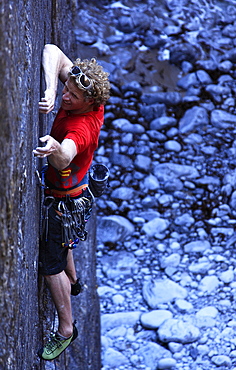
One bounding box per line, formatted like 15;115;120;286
61;78;93;114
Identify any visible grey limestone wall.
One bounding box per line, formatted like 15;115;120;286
0;1;100;369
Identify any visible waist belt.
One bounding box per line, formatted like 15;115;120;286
45;184;88;198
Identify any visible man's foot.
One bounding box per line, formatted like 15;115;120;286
71;278;82;296
38;322;78;360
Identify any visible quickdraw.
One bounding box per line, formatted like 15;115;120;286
57;191;93;248
41;191;93;248
41;196;55;242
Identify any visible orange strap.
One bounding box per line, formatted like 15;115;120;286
46;184;88;198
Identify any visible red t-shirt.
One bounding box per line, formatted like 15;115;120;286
45;105;104;190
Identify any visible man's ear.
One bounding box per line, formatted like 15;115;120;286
88;98;95;106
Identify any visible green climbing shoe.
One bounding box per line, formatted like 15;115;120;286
38;323;78;360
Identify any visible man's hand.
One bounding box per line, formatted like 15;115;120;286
33;135;77;170
39;89;56;114
38;44;73;114
33;135;60;158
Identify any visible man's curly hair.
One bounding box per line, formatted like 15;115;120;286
69;58;110;108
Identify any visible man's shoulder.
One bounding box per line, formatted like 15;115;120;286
87;105;104;122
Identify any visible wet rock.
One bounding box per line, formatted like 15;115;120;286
226;47;236;63
194;175;221;187
142;92;182;106
91;39;112;56
211;355;232;367
169;43;201;66
158;358;177;369
174;213;195;227
97;215;134;243
144;31;167;49
219;269;234;283
134;154;151;171
175;299;193;313
179;106;209;134
177;70;212;90
196;59;218;71
97;286;117;297
103;347;129;367
196;306;218;318
117;12;150;33
211;109;236;129
184;240;211;253
153;163;200;182
150;116;177;130
140;310;173;329
77;1;236;369
141;217;169;238
111;186;135;200
110;153;133;168
205;84;231;103
75;32;97;45
168;342;183;353
136;342;172;370
101;251;137;279
160;253;180;269
143;174;160;190
164;140;182;152
177;72;199;90
139;103;166;122
189;259;212;274
101;311;141;334
143;278;187;307
121;80;143;95
158;319;200;344
194;316;216;329
199;276;220;293
112;118;145;134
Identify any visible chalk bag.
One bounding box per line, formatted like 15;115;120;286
89;163;109;197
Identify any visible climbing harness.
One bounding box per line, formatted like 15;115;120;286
36;162;109;249
40;191;94;249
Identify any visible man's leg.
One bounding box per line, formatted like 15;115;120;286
45;271;73;338
65;249;77;284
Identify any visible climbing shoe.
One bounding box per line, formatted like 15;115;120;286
38;322;78;360
71;278;82;296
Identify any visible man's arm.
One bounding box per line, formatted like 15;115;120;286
33;135;77;170
39;44;73;114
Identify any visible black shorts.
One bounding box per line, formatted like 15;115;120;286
38;189;93;276
39;205;68;276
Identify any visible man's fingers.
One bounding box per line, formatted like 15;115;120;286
39;89;55;114
33;145;55;158
39;99;54;114
33;150;47;158
33;135;58;158
40;135;51;143
32;147;48;157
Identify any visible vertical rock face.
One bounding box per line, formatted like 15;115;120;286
68;210;101;370
0;1;100;370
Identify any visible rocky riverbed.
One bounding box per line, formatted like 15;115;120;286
75;1;236;369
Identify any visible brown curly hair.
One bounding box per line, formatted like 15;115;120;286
69;58;110;108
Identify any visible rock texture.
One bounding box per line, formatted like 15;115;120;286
68;209;101;370
0;1;100;370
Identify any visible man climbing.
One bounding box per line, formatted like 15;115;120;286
33;44;110;360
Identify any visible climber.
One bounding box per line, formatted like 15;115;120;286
33;44;110;360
